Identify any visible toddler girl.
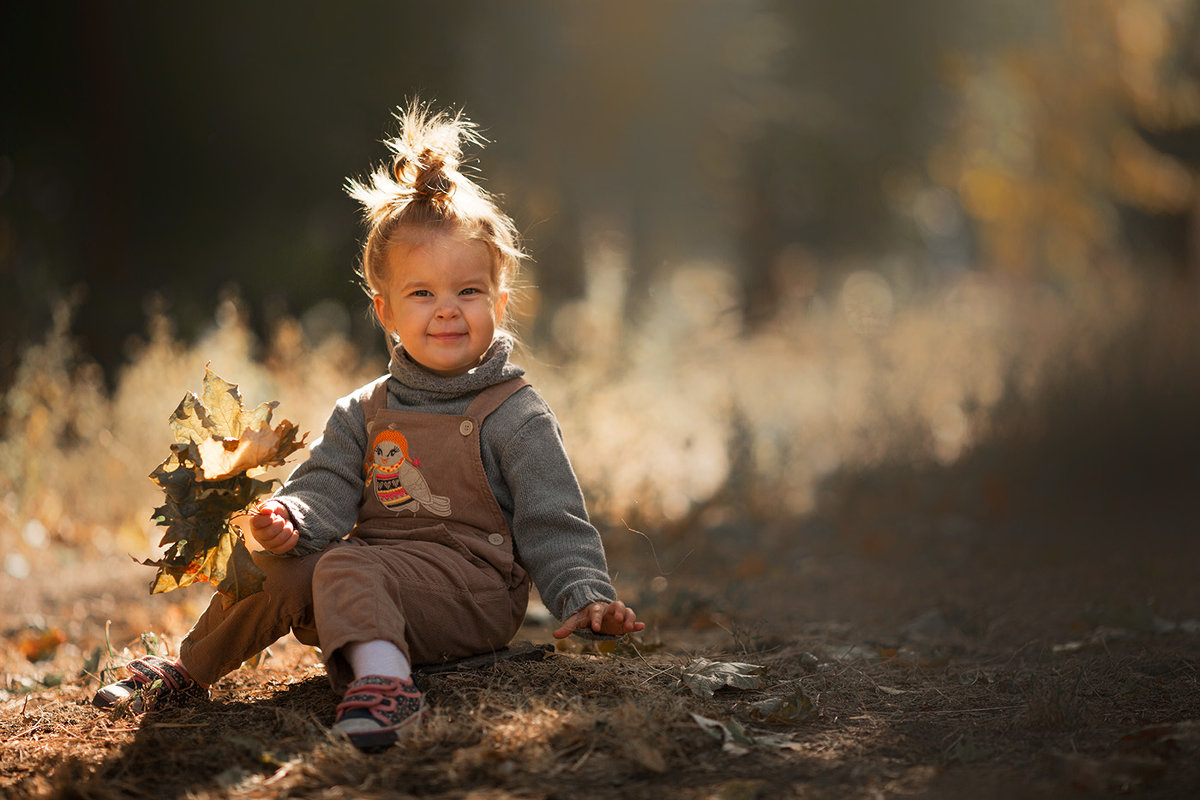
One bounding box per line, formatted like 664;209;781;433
95;102;643;749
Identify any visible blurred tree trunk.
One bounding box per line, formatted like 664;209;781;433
739;142;785;330
75;5;137;382
526;193;586;344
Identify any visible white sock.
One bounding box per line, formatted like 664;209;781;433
345;639;411;681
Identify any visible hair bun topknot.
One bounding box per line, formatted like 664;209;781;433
347;98;525;302
383;102;478;204
348;99;484;222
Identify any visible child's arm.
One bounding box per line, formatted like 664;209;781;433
264;390;371;556
488;391;640;630
552;600;645;639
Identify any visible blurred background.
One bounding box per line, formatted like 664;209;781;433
1;0;1199;618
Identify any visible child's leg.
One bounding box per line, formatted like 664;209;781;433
311;537;528;691
345;639;411;680
95;549;327;712
178;548;325;686
317;537;523;749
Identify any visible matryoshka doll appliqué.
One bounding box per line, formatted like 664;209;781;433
365;428;452;516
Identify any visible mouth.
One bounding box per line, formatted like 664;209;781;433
428;331;467;342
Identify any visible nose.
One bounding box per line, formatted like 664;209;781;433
435;299;461;319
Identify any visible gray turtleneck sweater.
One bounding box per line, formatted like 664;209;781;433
273;334;616;621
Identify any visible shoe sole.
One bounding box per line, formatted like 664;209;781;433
339;709;426;750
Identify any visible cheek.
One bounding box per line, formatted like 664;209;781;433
391;298;428;328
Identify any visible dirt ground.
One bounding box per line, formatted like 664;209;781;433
3;470;1200;799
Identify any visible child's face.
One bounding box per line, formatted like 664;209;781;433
374;233;509;377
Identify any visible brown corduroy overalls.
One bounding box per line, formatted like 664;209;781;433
180;377;531;690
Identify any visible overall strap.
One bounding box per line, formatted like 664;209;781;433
464;377;530;421
358;375;392;421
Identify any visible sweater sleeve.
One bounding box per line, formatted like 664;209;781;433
495;405;617;620
272;392;368;557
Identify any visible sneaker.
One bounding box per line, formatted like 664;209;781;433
93;655;208;713
332;675;426;749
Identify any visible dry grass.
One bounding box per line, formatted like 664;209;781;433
3;628;1200;799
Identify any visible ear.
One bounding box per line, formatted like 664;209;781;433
493;290;510;324
373;293;394;333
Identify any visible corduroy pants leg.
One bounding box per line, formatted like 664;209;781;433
178;548;323;686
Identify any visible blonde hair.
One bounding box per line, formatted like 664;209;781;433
346;101;525;305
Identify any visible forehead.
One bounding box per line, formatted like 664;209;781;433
384;231;495;287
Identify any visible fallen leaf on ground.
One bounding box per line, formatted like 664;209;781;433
16;628;67;662
736;687;818;725
691;713;755;755
828;643;883;662
679;658;765;697
1052;626;1139;655
691;713;803;755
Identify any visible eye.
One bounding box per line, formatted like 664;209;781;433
410;289;432;298
460;287;486;297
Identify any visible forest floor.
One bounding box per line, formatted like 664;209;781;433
2;470;1200;799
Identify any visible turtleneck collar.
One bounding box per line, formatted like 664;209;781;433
386;332;525;404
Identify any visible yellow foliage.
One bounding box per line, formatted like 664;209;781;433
932;0;1199;278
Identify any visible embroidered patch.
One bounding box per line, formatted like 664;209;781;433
366;428;452;517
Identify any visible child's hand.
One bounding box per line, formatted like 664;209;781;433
248;500;299;555
553;600;645;639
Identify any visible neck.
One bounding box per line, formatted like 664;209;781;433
387;333;524;400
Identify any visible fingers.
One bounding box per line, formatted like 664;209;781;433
588;602;608;631
264;528;299;554
551;604;606;639
606;601;646;634
248;504;298;554
597;600;639;632
550;601;647;639
551;609;585;639
261;528;297;554
253;499;287;519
